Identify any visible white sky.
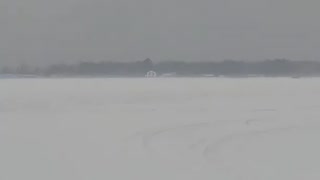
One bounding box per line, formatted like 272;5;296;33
1;0;320;66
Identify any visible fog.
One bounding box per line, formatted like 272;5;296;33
1;0;320;66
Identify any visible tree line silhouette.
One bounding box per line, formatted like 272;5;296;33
2;58;320;77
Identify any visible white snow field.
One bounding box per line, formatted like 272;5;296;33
2;78;320;180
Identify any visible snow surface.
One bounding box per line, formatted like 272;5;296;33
1;78;320;180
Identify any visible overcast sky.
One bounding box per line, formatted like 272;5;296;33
1;0;320;66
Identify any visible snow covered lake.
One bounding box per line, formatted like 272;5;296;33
1;78;320;180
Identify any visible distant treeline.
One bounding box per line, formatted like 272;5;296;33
2;59;320;77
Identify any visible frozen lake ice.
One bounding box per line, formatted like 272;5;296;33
1;78;320;180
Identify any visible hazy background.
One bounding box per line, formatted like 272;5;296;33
1;0;320;67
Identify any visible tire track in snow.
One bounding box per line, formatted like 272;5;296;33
202;126;296;162
140;122;210;152
125;118;297;165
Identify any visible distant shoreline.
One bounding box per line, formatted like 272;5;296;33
2;59;320;78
